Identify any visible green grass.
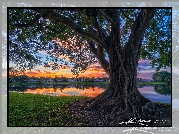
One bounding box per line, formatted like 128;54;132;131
9;92;86;126
137;82;165;85
154;102;171;106
7;92;175;127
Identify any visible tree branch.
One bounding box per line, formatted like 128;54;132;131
97;9;115;24
89;41;109;75
13;9;110;53
121;9;134;23
85;10;110;52
125;9;156;53
41;9;109;51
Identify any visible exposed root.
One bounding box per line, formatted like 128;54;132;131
68;94;171;126
85;88;113;110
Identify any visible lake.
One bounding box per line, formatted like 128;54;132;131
9;84;171;104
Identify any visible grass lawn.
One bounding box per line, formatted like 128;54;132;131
8;92;173;127
9;92;86;126
137;82;165;85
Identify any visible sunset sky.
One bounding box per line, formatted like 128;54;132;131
14;58;170;80
8;43;171;79
8;57;171;98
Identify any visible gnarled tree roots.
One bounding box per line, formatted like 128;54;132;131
68;92;171;126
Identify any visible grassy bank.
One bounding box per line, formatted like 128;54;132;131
138;82;165;85
9;92;86;126
9;92;172;126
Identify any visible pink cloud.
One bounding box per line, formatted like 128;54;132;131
137;72;154;79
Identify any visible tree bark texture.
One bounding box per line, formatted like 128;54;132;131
66;9;171;126
85;9;156;118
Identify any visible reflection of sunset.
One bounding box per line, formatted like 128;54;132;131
25;86;105;97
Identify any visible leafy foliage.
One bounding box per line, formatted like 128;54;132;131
152;71;171;83
8;8;171;75
141;9;171;71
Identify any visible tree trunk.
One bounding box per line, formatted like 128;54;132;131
71;41;153;125
68;9;170;126
84;13;151;120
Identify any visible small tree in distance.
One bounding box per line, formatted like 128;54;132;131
152;71;171;83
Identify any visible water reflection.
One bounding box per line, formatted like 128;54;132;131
9;84;107;97
138;85;171;104
9;84;171;103
26;86;105;97
154;84;171;95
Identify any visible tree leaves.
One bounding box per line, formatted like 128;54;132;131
8;8;171;74
152;71;171;83
141;9;171;70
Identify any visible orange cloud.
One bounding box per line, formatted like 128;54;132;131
59;64;71;69
23;59;155;79
25;61;108;78
26;71;39;76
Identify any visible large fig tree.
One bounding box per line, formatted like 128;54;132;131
8;8;171;125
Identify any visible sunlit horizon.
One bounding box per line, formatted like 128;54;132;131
8;59;171;79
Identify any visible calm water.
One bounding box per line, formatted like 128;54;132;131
9;84;171;104
138;86;171;104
